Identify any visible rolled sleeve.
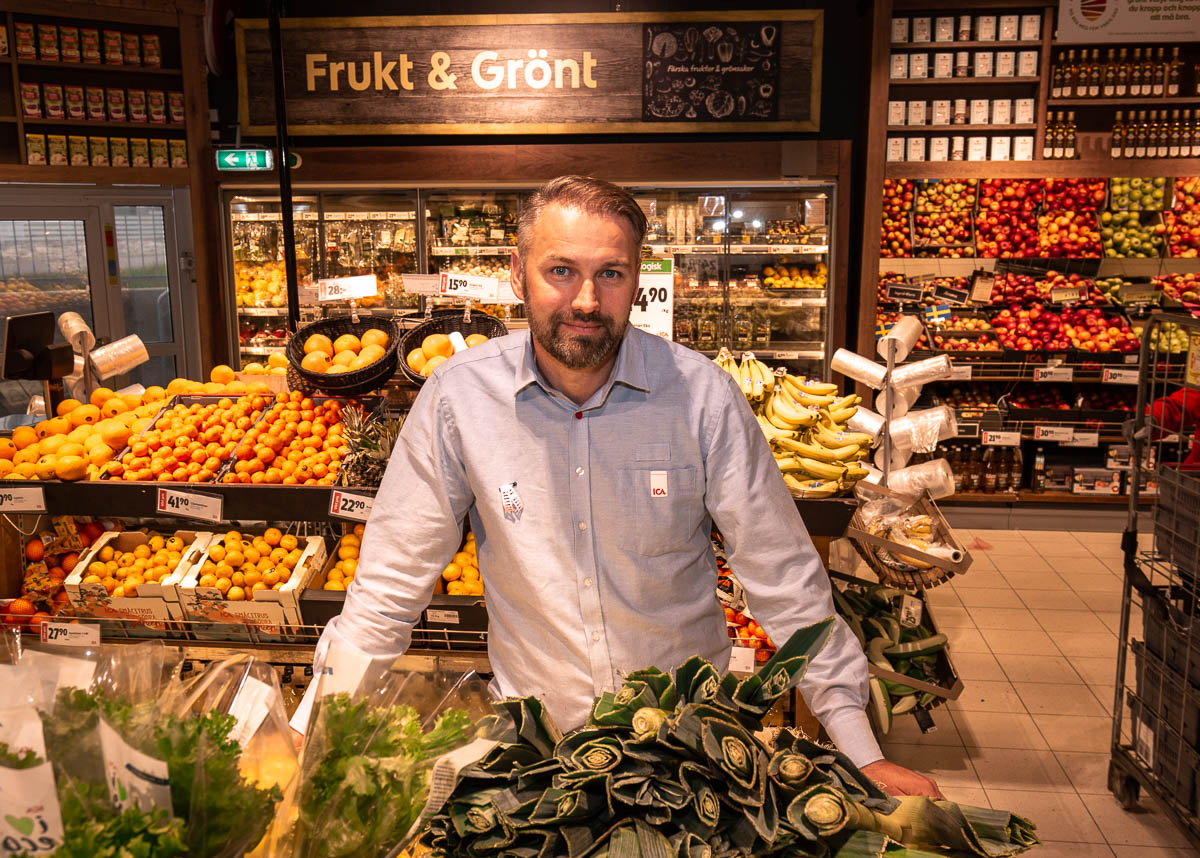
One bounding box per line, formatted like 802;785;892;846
703;376;883;768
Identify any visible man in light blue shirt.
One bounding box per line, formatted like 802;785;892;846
297;176;940;797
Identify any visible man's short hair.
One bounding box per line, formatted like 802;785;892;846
517;176;647;260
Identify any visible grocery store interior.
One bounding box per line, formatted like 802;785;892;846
2;0;1200;855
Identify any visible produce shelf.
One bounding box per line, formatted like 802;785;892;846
942;489;1149;505
885;158;1200;180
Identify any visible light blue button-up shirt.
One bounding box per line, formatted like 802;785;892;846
300;326;881;767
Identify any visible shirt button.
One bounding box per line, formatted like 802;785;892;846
584;577;593;587
575;411;582;420
578;521;588;531
575;466;585;476
592;631;601;641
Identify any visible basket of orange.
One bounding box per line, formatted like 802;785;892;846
399;310;508;385
287;316;400;397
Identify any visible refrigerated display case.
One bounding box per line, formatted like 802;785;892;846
220;182;839;377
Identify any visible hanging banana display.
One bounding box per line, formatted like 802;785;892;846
714;348;876;498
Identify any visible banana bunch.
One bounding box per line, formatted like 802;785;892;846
713;350;876;498
867;515;941;571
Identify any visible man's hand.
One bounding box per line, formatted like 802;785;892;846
860;759;945;798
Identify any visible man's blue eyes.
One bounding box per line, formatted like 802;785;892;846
550;267;620;279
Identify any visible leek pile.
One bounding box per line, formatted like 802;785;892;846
422;619;1038;858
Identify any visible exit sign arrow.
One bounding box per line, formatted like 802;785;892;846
215;149;275;171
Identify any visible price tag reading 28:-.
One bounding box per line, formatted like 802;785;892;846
329;489;374;522
155;488;223;523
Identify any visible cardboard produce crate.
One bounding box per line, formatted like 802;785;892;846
64;529;212;631
179;534;326;639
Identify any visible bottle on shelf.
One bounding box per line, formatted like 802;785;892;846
1032;446;1046;492
1144;48;1158;98
1043;110;1056;159
1102;48;1117;98
1111;111;1125;159
965;446;981;493
1186;109;1199;158
1134;110;1149;159
1064;110;1078;159
997;448;1012;493
1052;51;1066;99
1153;47;1167;96
1065;49;1079;98
981;448;999;493
1157;110;1170;158
1089;49;1102;97
1130;47;1144;96
1008;447;1023;492
1053;111;1067;159
1077;50;1092;98
1168;47;1182;97
1168;109;1182;158
1116;47;1129;97
1145;110;1159;158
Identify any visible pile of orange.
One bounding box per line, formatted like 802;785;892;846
406;332;489;379
221;390;348;486
80;533;189;597
106;395;269;482
322;525;363;591
300;329;390;375
194;527;303;601
440;531;483;596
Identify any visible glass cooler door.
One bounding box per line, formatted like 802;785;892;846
424;189;523;318
319;192;419;312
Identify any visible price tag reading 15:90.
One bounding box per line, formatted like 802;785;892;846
329;490;374;522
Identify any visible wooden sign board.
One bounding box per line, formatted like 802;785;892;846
236;12;822;135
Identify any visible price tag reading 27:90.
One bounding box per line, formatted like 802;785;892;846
329;489;374;522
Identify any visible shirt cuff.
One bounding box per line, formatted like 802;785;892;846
821;704;884;770
290;674;319;735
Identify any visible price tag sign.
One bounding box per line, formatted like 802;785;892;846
773;350;801;360
329;489;374;522
969;270;996;304
1102;368;1139;385
155;488;223;523
886;282;925;303
949;364;973;380
933;283;970;305
1034;425;1075;442
728;645;756;673
956;422;981;438
1050;286;1084;304
982;430;1021;446
899;594;924;628
1034;367;1074;382
1063;431;1100;447
438;271;499;301
39;622;100;647
798;244;827;254
1119;281;1157;304
318;274;378;302
632;259;674;340
0;486;46;512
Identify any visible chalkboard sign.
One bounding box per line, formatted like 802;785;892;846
236;11;822;136
642;22;781;121
887;283;925;302
933;283;970;305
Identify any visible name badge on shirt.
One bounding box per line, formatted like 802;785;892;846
499;482;524;521
650;470;668;497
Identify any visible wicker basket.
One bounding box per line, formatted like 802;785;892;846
285;316;401;397
398;310;509;385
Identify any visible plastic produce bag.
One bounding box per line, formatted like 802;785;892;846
287;645;493;858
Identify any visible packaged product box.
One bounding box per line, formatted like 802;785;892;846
886;137;905;162
42;84;64;119
1044;463;1073;492
109;136;129;166
85;86;105;121
147;89;166;124
180;534;326;637
976;15;997;41
13;22;35;60
908;53;928;78
68;135;88;166
907;100;926;126
891;17;909;43
127;88;146;122
911;16;931;42
64;85;85;120
19;82;41;119
89;135;109;167
150;137;168;167
1020;14;1041;41
1072;467;1123;495
934;16;954;42
0;22;8;56
168;138;187;168
80;27;101;63
887;100;905;126
106;87;126;122
24;133;45;165
36;23;58;61
906;137;926;161
47;134;67;166
122;32;140;65
58;26;80;62
141;34;161;67
130;137;149;167
65;530;211;628
167;91;184;124
929;137;949;161
102;29;123;64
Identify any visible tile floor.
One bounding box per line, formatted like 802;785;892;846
875;528;1200;856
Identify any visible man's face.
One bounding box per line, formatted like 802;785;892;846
512;203;640;370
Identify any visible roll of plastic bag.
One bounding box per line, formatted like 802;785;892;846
922;544;965;564
874;385;922;419
58;311;95;355
831;348;888;390
891;354;953;389
89;334;149;379
874;444;912;471
888;457;956;500
890;406;958;453
875;315;924;363
847;407;885;442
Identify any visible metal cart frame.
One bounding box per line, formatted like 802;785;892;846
1109;310;1200;851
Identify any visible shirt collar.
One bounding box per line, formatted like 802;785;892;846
513;327;652;399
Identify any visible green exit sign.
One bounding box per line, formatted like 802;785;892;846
216;149;273;171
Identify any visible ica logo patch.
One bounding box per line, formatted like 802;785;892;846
650;471;668;497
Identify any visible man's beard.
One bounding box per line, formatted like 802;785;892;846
528;308;625;370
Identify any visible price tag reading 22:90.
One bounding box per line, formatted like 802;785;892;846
329;490;374;522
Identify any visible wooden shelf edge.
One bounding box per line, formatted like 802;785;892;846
884;157;1200;179
889;76;1041;86
891;40;1044;50
0;165;189;184
22;117;187;131
943;489;1148;505
888;124;1038;132
1047;96;1200;107
15;59;182;75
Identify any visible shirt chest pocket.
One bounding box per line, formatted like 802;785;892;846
616;465;704;557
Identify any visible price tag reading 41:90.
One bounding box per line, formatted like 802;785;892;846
329;489;374;522
155;488;223;523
